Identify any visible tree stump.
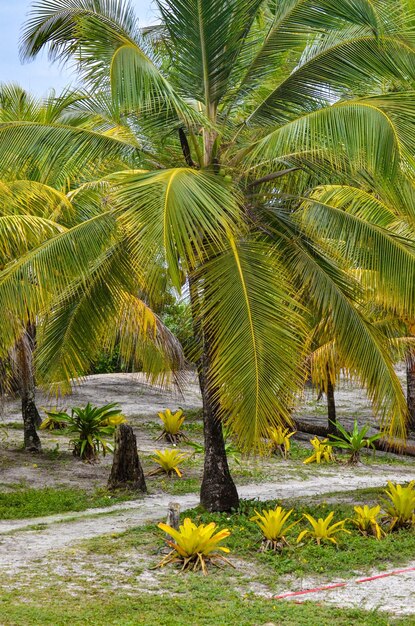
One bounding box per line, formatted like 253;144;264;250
166;502;180;531
108;424;147;493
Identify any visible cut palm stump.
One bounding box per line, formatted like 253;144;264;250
108;424;147;492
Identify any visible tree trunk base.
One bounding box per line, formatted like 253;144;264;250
200;472;239;512
108;424;147;493
200;407;239;512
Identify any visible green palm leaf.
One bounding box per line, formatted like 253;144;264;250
197;237;306;451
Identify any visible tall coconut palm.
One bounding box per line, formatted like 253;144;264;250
1;0;415;508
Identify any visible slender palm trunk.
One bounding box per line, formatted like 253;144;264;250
198;350;239;512
406;350;415;433
13;324;42;452
189;276;239;512
326;375;337;436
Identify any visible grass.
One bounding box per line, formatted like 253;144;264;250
0;486;140;520
0;587;410;626
185;497;415;579
150;476;201;495
1;486;415;624
78;488;415;580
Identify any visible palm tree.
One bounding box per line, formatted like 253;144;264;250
0;84;183;450
1;0;415;508
304;176;415;435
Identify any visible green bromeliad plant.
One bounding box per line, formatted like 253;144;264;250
42;402;126;460
329;420;381;464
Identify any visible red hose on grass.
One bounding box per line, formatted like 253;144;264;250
273;566;415;599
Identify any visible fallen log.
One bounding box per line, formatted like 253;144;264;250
294;419;415;458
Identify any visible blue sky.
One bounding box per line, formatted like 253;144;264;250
0;1;154;96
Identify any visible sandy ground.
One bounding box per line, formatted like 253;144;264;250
0;372;202;425
0;372;414;618
279;567;415;616
0;469;415;616
0;466;414;569
0;373;203;490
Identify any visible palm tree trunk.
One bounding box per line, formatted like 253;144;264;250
326;376;337;436
13;323;42;452
406;351;415;433
198;350;239;512
189;275;239;512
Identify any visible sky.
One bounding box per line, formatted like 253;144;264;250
0;0;154;96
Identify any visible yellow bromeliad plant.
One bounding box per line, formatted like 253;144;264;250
352;505;385;539
157;517;232;574
304;437;334;464
268;426;296;459
383;481;415;530
156;408;187;444
297;511;350;545
251;506;298;550
150;449;187;477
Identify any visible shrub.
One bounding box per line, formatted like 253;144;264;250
156;409;187;443
329;420;381;464
157;517;231;574
352;505;385;539
297;511;350;545
268;426;296;459
251;506;297;550
150;449;187;477
42;402;126;460
382;481;415;530
303;436;334;464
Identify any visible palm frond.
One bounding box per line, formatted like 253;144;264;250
244;102;402;178
300;185;415;314
156;0;263;105
112;168;243;290
197;237;306;451
37;246;184;392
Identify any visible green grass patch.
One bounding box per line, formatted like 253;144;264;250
0;584;409;625
185;498;415;579
150;476;201;495
80;491;415;581
0;486;140;520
